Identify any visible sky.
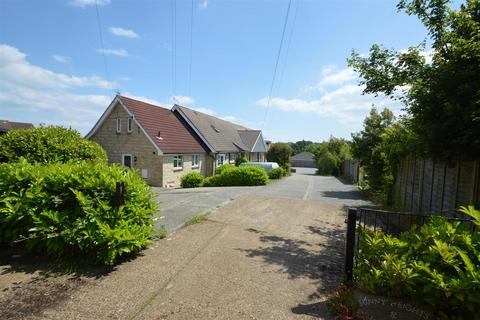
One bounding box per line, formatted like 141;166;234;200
0;0;430;142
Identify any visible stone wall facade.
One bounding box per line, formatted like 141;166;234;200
90;103;207;188
161;154;207;188
90;103;164;186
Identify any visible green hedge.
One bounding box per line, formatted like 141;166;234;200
180;172;204;188
215;164;235;175
0;126;107;164
355;206;480;318
0;160;157;265
268;167;286;179
203;166;269;187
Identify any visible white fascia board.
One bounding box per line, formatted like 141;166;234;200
172;104;216;153
251;132;267;152
85;95;120;139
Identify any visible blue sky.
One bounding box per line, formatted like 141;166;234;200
0;0;429;142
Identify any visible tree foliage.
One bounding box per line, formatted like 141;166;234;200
289;140;314;155
348;0;480;160
351;107;396;201
266;143;292;169
311;137;352;176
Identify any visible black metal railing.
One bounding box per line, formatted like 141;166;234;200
344;207;476;286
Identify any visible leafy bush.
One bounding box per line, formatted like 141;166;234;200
203;166;269;187
180;172;204;188
235;156;248;166
355;206;480;318
0;126;107;164
316;151;340;175
215;164;235;175
0;160;157;265
266;143;292;169
268;167;286;179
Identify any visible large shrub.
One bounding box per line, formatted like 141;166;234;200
203;166;268;187
266;143;292;169
215;164;235;175
180;172;204;188
268;167;286;179
0;160;157;265
316;151;340;176
355;206;480;318
0;126;107;164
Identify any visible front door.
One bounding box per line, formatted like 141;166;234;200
122;154;132;168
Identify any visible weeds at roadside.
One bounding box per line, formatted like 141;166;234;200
185;213;209;226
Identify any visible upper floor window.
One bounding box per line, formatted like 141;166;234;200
127;117;133;133
192;154;199;168
173;155;183;169
116;118;121;133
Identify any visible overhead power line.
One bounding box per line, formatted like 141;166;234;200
277;0;300;92
261;0;293;130
94;0;111;92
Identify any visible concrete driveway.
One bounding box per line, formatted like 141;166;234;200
154;167;370;233
1;168;372;320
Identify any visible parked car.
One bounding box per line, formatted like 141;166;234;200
239;162;279;172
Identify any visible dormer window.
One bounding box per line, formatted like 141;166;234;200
156;131;163;140
116;118;121;133
211;125;220;133
127;117;133;133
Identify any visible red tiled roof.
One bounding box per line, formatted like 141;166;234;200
118;96;206;154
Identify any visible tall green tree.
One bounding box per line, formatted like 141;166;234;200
266;143;292;169
351;107;395;200
348;0;480;160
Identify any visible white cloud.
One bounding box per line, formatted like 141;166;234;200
199;0;208;9
0;44;115;90
319;68;356;86
0;44;115;134
52;54;69;63
302;66;357;94
96;48;129;57
258;84;401;127
69;0;110;8
109;27;139;38
220;115;237;122
171;95;195;106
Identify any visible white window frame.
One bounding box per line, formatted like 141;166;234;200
216;154;225;167
116;118;122;133
192;154;199;168
127;117;133;133
122;154;133;168
173;155;183;169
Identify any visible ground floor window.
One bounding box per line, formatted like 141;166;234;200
122;154;132;168
173;155;183;169
192;154;199;168
217;154;225;166
229;153;237;164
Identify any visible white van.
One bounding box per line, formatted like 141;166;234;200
239;162;279;172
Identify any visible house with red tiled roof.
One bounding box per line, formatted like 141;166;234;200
86;95;209;187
